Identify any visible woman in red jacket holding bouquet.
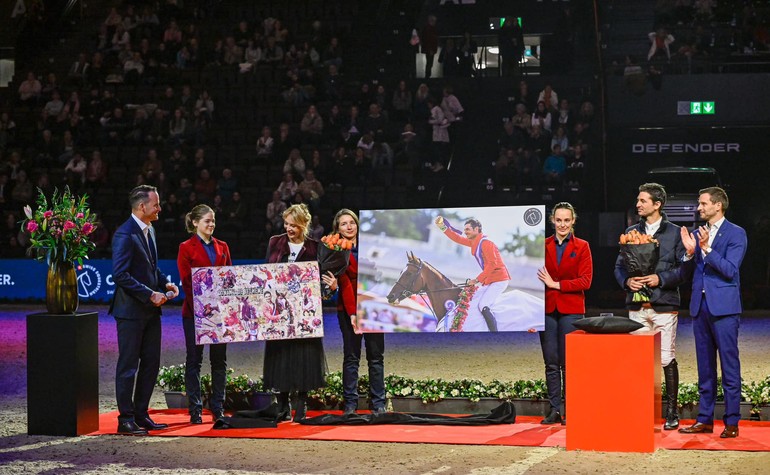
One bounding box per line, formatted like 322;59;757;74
321;209;386;415
177;204;232;424
537;202;593;425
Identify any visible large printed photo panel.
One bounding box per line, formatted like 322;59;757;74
192;262;323;343
358;206;545;333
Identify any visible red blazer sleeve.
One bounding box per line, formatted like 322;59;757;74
559;239;593;293
338;253;358;316
177;239;195;318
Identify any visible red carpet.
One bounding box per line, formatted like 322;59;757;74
88;409;770;451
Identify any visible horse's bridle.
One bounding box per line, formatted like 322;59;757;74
391;260;467;302
390;260;424;302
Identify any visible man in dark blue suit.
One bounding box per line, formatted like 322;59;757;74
678;187;746;439
110;185;179;435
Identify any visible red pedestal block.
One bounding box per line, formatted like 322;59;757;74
566;330;661;452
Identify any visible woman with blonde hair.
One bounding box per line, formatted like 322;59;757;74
264;204;327;421
177;204;232;424
322;208;386;414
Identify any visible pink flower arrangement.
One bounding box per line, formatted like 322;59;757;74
21;187;98;267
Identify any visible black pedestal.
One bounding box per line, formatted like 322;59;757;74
27;312;99;436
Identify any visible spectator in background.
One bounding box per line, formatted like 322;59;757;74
277;172;298;203
266;190;287;229
511;103;532;136
532;101;552;134
648;28;675;62
85;150;108;192
11;170;33;206
528;124;551;159
262;36;284;65
427;96;450;173
543;144;567;185
420;15;439;78
141;149;163;179
64;152;88;189
322;36;343;68
551;126;569;153
40;73;59;102
298;169;325;213
499;120;523;152
256;126;274;159
363;103;388;142
309;215;324;241
123;52;145;85
273;123;299;164
323;64;343;102
146;109;168;144
216;168;238;203
498;18;524;77
300;105;324;144
566;144;586;186
41;90;64;126
391;80;413;123
458;32;478;77
194;169;217;203
222;191;247;231
168;108;187;147
438;38;460;77
283;149;306;178
68;53;90;88
624;55;647;95
0;112;17;150
556;99;573;130
194;90;214;122
537;83;559;112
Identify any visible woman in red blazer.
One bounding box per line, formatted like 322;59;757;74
177;204;232;424
537;202;593;425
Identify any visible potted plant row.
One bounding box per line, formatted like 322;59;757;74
157;365;770;419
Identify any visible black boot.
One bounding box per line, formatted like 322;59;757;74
663;359;679;430
293;392;307;421
541;408;562;425
276;392;292;421
481;306;498;332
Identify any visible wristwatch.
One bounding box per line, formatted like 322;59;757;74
704;247;712;255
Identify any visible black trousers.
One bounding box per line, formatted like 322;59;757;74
538;311;582;411
183;317;227;414
115;315;161;422
337;312;386;410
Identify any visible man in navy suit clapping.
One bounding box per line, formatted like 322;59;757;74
678;187;746;439
110;185;179;435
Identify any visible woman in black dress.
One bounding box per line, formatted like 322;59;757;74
263;203;327;421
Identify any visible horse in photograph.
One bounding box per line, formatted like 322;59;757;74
387;253;543;332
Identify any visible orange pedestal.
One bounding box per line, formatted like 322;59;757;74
566;330;661;452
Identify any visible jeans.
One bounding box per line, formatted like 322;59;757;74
539;311;582;411
183;317;227;414
337;311;386;410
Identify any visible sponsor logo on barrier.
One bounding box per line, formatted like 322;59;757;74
631;143;740;154
77;264;102;298
0;274;13;285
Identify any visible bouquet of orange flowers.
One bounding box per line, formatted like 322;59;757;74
317;233;353;294
619;229;660;301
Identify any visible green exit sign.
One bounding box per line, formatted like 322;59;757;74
690;101;715;115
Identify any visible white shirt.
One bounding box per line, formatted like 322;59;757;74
644;216;662;236
131;213;152;248
705;216;725;253
287;241;303;263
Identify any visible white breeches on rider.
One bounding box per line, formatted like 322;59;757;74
475;281;508;313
